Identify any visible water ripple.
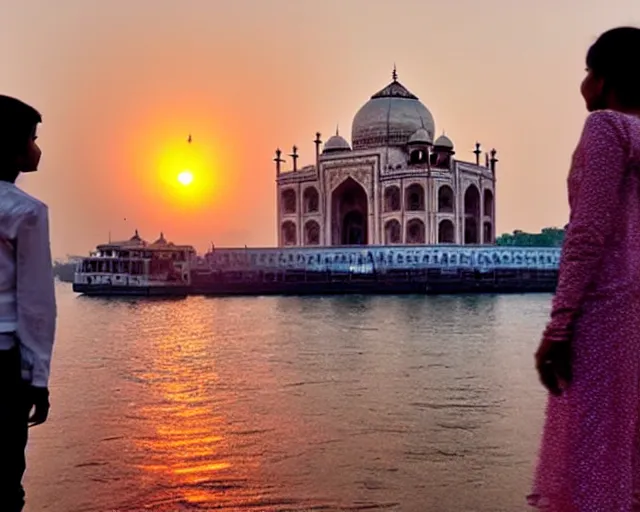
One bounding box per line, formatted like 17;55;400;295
24;287;552;512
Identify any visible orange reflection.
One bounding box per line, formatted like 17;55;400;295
130;308;255;508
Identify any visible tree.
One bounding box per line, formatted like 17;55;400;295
496;227;565;247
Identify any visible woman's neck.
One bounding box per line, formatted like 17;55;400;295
606;99;640;117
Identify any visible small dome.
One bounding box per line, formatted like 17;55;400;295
153;232;167;245
408;128;432;145
323;134;351;153
434;133;454;149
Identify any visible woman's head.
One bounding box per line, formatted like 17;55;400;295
581;27;640;112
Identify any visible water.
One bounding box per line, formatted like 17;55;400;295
25;284;551;512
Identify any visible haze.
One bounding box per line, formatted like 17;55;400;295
1;0;637;258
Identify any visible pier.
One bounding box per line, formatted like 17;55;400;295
191;245;561;296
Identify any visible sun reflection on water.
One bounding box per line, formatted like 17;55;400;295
125;309;254;510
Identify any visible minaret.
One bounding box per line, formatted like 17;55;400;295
274;148;284;176
473;142;481;166
490;148;498;173
489;148;498;245
314;132;322;176
289;145;298;172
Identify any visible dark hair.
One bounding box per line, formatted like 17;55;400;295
0;95;41;161
587;27;640;108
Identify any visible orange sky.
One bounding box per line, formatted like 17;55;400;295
1;0;638;258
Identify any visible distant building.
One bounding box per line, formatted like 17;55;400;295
275;69;497;247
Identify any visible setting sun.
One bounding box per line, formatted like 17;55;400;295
129;121;237;218
177;170;194;186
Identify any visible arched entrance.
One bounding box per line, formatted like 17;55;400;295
464;185;481;245
406;219;426;244
304;220;320;245
438;219;455;243
281;221;297;246
438;185;454;213
483;221;493;244
384;219;401;244
384;186;400;212
331;177;368;245
483;189;495;244
342;211;366;245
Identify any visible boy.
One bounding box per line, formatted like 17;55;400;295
0;95;57;511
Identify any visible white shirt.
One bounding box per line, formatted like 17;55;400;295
0;181;57;387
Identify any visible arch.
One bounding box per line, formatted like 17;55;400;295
438;219;455;244
464;184;481;244
384;186;401;212
331;177;368;245
430;151;451;168
304;220;320;245
384;219;402;244
438;185;454;213
405;184;425;211
281;188;296;214
303;186;319;214
483;221;493;244
281;221;297;246
406;218;426;244
483;189;494;218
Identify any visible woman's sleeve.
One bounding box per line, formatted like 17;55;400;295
543;111;628;341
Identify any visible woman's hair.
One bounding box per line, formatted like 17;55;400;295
587;27;640;108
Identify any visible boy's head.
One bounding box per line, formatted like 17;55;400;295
0;95;42;182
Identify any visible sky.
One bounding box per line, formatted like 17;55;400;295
1;0;638;259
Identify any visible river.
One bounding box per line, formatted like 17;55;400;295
24;284;549;512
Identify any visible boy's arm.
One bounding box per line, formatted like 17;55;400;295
16;203;57;388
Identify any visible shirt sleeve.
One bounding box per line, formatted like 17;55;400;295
15;203;57;388
543;111;629;341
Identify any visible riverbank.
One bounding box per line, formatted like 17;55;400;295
73;245;561;297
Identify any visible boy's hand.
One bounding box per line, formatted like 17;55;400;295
28;386;50;427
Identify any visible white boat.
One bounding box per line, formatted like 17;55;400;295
73;230;196;296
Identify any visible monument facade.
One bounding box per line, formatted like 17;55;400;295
275;68;498;247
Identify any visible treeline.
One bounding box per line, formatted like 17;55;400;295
53;261;77;283
495;227;565;247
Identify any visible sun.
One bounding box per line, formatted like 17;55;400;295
177;170;193;186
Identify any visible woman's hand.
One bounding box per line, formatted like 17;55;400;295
535;337;573;396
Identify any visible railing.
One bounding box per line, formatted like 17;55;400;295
205;245;561;273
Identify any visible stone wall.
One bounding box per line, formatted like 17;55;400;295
206;245;560;273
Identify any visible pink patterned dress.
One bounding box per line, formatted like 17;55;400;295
528;110;640;511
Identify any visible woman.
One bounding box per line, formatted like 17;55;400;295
528;27;640;511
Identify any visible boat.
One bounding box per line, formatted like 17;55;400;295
72;230;196;296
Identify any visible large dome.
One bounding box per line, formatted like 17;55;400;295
351;75;435;150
